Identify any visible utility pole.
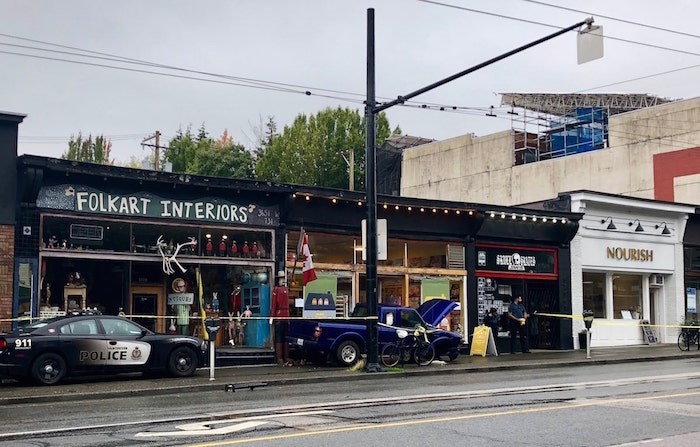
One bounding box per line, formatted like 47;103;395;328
363;8;596;372
141;130;163;171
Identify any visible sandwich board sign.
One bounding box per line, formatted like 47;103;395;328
470;325;498;357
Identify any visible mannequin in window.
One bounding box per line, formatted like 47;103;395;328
271;272;292;366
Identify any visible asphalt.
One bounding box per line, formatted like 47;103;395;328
2;344;700;405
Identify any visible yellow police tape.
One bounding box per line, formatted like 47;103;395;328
0;315;379;324
533;311;697;329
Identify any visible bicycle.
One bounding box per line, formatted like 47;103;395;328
380;325;435;368
678;321;699;351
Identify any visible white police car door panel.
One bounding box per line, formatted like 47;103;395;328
101;340;152;366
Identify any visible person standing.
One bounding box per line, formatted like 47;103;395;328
271;272;293;366
484;307;500;338
508;296;530;354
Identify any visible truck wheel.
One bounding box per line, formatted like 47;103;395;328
336;340;360;366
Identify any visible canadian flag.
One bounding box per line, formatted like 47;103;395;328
301;233;317;286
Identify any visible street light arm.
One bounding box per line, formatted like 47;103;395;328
374;17;593;113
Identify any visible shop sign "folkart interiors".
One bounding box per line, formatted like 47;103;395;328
37;184;280;226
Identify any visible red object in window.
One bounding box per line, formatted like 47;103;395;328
242;241;249;257
205;240;213;256
219;241;226;256
252;242;259;257
230;241;238;256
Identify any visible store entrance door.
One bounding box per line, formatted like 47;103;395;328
131;286;162;333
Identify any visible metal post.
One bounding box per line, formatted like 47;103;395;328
586;329;591;359
364;8;381;373
209;341;216;380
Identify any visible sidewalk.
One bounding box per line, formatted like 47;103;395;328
2;344;699;405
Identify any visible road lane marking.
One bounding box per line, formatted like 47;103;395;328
185;390;700;446
135;410;333;438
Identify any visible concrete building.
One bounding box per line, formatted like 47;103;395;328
401;95;700;206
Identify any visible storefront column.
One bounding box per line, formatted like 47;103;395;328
642;275;651;321
557;245;573;349
605;273;614;318
466;237;477;343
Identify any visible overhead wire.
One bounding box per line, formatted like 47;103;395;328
417;0;700;57
519;0;700;40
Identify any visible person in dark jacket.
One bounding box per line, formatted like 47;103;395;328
508;296;530;354
484;307;500;337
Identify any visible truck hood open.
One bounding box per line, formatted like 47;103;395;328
417;299;458;327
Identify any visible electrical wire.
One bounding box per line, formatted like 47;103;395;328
418;0;700;57
520;0;700;40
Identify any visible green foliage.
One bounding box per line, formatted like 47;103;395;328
255;107;392;189
164;125;254;179
62;133;113;164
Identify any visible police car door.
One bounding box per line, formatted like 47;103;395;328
58;318;107;373
100;318;152;370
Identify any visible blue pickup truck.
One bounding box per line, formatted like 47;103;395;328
287;299;462;367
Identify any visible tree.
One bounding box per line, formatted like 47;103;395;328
255;107;392;189
164;125;255;179
189;130;255;179
62;133;113;164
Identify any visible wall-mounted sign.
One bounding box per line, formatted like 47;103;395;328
688;288;697;314
37;184;279;227
581;238;674;272
476;245;556;275
167;293;194;305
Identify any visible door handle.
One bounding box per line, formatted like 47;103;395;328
109;341;117;345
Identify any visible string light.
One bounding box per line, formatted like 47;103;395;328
432;208;437;213
395;205;400;210
305;195;310;201
522;216;527;221
357;201;362;206
408;206;412;211
292;193;297;198
444;209;448;214
512;214;516;219
420;208;425;212
383;204;388;209
456;210;460;215
500;213;506;219
332;198;337;203
490;212;495;218
468;210;474;216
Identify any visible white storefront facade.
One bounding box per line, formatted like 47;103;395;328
564;191;695;347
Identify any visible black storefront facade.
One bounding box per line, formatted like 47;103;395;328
7;145;580;350
12;156;580;351
467;213;577;350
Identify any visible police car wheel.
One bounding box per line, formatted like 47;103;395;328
32;352;66;386
168;346;198;377
336;340;359;367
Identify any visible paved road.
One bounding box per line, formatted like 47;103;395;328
2;343;699;406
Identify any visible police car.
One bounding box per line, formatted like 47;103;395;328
0;310;207;385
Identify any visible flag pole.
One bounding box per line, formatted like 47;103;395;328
289;227;304;287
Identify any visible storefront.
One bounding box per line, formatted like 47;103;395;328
13;162;285;348
284;230;468;336
559;191;695;346
472;243;561;350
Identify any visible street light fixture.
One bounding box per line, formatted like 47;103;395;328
363;8;597;372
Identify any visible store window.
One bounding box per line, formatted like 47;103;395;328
379;276;403;305
378;239;406;267
582;272;606;318
42;215;130;252
288;231;355;264
406;240;447;268
612;274;642;319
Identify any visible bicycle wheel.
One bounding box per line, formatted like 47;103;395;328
380;343;401;368
414;342;435;366
678;331;690;351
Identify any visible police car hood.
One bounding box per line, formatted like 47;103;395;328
417;299;458;327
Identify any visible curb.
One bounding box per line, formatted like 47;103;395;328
4;351;700;405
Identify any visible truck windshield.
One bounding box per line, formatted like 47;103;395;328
399;309;425;328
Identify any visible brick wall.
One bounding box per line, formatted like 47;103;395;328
0;224;15;331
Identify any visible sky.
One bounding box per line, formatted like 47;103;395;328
2;0;700;164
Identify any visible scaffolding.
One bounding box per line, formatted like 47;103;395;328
500;93;674;166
